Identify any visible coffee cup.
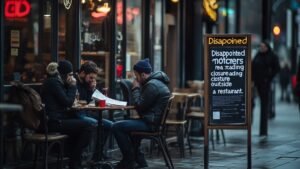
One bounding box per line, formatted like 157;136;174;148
98;99;106;107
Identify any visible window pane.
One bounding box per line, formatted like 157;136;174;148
153;0;163;71
4;0;51;84
79;0;113;88
126;0;142;77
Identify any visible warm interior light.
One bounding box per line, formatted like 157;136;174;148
81;0;86;4
96;2;111;13
273;25;281;36
91;11;107;18
44;1;51;17
170;0;179;3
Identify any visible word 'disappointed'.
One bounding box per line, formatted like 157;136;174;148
208;37;247;46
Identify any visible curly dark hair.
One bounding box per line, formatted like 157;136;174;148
79;60;98;74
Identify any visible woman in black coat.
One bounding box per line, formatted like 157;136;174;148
41;60;94;169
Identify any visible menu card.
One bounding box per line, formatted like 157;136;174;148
92;89;127;106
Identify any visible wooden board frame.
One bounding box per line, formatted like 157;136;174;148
203;34;252;169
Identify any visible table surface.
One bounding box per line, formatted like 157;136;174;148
72;104;135;111
172;92;204;97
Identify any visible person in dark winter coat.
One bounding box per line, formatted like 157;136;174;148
252;41;280;136
296;63;300;111
41;60;94;169
112;58;171;169
279;62;291;102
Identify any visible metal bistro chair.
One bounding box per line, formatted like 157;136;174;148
9;82;68;169
119;79;133;118
131;95;175;169
186;90;226;150
119;79;140;119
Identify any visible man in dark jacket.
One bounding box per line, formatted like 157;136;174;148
252;41;280;136
112;58;171;169
75;60;113;128
41;60;94;169
75;60;113;157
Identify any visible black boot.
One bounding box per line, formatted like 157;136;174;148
114;159;135;169
135;151;148;169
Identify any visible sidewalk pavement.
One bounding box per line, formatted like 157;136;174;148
145;86;300;169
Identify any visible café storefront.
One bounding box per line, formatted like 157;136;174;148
0;0;166;95
0;0;167;166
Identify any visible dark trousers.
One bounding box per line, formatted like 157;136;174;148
256;83;271;136
112;119;150;162
48;118;94;168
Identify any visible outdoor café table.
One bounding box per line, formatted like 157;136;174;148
72;104;135;164
0;103;23;168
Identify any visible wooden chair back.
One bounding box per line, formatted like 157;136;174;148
158;95;174;133
168;94;189;121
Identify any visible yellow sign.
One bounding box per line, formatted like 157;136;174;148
203;0;219;22
208;37;248;46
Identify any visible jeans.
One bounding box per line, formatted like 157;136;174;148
112;119;151;161
76;111;113;128
76;111;113;149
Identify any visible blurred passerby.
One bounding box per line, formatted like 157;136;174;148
279;62;291;102
252;41;280;136
296;64;300;111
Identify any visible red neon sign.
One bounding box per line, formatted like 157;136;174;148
5;0;31;18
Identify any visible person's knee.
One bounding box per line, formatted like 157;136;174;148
83;120;96;132
111;121;124;133
103;119;113;129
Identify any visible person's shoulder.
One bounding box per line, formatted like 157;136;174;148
44;76;63;86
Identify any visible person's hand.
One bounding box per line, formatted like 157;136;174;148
89;79;97;90
67;76;76;86
132;79;140;89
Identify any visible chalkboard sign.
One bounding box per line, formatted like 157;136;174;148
204;34;251;126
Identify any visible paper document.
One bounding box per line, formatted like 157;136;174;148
92;89;127;106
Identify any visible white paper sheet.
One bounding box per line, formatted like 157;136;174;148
92;89;127;106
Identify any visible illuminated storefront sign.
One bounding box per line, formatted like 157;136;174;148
5;0;31;18
64;0;72;10
203;0;219;22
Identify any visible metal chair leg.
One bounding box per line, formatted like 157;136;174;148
221;129;226;146
160;136;174;169
156;137;169;168
33;144;40;169
158;136;172;169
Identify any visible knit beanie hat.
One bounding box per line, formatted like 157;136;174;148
58;60;73;75
133;58;152;74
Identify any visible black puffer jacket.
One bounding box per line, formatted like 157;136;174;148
132;71;171;129
41;74;76;119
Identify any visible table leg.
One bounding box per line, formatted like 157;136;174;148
0;113;3;168
93;110;103;161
